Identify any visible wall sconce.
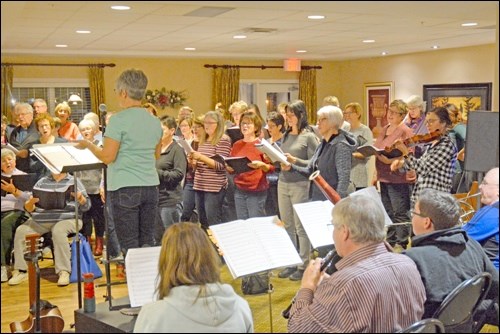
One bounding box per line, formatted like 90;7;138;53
68;93;82;104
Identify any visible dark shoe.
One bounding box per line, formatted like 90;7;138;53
289;269;304;281
278;267;297;279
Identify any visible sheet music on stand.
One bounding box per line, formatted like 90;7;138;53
294;186;393;249
209;216;302;279
293;201;335;248
125;247;161;307
31;143;104;174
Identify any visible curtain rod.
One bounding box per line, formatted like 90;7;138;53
204;64;322;70
1;62;116;68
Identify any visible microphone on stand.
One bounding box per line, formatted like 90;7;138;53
99;103;107;134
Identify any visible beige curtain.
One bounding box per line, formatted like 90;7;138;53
88;65;105;116
212;67;240;120
1;64;14;121
299;68;317;125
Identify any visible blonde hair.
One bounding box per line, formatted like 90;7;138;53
204;111;226;146
156;223;221;299
55;102;72;116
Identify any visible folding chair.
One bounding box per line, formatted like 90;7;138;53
433;272;492;333
397;318;445;333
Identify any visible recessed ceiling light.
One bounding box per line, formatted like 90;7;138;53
296;50;307;53
111;5;130;11
461;22;478;27
76;30;91;34
308;15;325;20
55;44;68;48
431;45;440;49
233;35;247;39
381;51;388;56
362;39;375;43
184;47;196;51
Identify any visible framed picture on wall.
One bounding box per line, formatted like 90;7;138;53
423;83;492;120
364;81;394;137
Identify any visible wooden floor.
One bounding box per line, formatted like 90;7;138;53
1;255;300;333
2;255;498;333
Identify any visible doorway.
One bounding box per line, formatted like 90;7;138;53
240;80;299;120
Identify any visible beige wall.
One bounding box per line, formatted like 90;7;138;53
3;43;495;119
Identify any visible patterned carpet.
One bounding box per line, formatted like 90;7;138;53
220;267;300;333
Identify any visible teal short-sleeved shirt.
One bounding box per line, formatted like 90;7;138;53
105;107;162;191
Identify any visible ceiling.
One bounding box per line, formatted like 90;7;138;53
1;1;498;61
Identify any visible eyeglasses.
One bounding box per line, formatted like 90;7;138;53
240;122;254;127
481;180;499;186
317;118;328;123
204;121;217;125
388;110;403;116
425;119;439;125
411;211;427;218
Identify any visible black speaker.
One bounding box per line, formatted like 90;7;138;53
464;111;499;172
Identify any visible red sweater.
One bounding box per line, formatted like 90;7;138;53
230;139;274;192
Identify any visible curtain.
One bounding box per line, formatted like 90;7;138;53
1;64;14;121
299;68;317;125
212;67;240;121
88;65;105;117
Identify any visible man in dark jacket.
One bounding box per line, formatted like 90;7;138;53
404;188;498;327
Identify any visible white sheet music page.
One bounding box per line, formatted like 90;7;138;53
293;201;335;248
125;246;161;307
209;216;302;279
349;186;393;226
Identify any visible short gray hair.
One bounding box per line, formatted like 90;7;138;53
417;189;460;230
15;103;33;115
317;105;344;129
332;195;386;243
405;95;427;113
1;148;16;161
115;69;148;101
78;118;98;132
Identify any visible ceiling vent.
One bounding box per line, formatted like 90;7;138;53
244;27;278;34
185;7;234;17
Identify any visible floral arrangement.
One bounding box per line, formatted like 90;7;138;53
144;87;187;109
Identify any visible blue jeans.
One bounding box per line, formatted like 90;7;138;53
234;188;267;220
159;204;182;229
180;181;196;222
195;189;226;230
107;186;159;256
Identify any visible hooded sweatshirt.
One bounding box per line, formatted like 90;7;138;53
292;129;358;199
404;227;499;319
134;283;253;333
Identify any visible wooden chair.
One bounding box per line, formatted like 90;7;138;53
454;181;479;223
397;318;445;333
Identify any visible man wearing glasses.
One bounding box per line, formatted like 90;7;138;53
463;167;499;269
404;188;498;327
8;103;40;172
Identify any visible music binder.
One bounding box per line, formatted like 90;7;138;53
209;216;302;279
356;144;402;159
30;143;104;174
211;154;252;174
254;139;290;166
1;173;37;197
225;126;243;144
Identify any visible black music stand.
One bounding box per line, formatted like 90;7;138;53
30;143;105;309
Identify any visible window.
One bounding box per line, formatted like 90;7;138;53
12;79;91;124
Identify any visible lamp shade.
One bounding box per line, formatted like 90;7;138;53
68;94;82;103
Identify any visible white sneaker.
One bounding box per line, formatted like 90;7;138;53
8;270;28;286
1;266;10;283
57;271;70;286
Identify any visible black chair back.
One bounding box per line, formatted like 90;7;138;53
432;272;492;333
398;318;445;333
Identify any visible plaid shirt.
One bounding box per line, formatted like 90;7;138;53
404;134;457;206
